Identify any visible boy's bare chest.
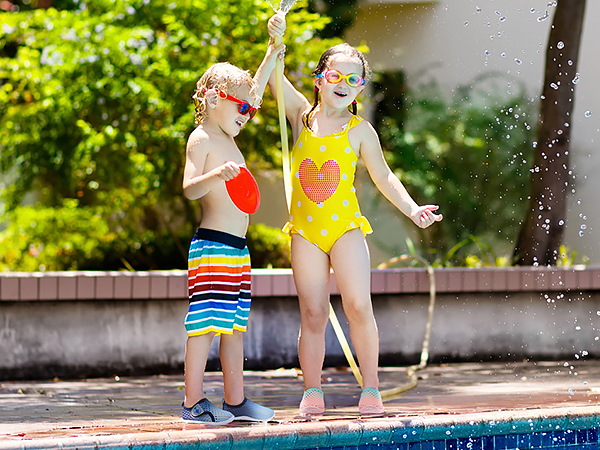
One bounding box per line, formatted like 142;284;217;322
205;141;245;171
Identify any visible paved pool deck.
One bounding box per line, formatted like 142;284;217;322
1;360;600;449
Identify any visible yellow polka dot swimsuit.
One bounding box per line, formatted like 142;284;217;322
283;114;372;253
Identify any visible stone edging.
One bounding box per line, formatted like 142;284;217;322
1;266;599;301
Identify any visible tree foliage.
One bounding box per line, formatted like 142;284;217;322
375;74;537;264
0;0;335;270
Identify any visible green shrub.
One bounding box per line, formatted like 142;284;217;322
246;223;291;268
375;74;537;264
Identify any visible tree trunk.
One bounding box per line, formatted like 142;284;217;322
514;0;587;266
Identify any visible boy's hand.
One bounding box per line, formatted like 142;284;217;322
218;161;242;181
268;13;286;39
411;205;443;229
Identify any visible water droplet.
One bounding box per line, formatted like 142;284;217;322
514;58;522;65
500;52;506;58
530;8;536;13
550;82;559;90
464;21;469;27
572;73;580;84
579;231;584;237
538;11;549;22
499;16;506;22
484;49;491;56
584;111;592;118
557;41;565;49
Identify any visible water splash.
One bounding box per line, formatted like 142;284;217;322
266;0;298;14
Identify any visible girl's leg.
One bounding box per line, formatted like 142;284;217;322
291;234;332;390
330;229;380;390
184;332;216;407
219;330;245;405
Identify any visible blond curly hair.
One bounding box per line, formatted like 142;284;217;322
192;62;258;126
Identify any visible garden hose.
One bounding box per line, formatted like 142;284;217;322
376;254;437;400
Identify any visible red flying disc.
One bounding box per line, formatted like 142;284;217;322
226;166;261;214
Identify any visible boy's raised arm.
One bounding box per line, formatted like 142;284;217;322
265;13;311;135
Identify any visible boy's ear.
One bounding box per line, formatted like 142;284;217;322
205;89;219;109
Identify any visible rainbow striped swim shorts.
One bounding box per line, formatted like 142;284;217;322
184;228;251;336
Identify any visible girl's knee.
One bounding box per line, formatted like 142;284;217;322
301;305;330;330
343;297;374;322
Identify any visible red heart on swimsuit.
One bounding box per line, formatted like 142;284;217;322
299;158;340;204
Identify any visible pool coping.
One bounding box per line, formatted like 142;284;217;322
2;265;600;302
2;405;598;450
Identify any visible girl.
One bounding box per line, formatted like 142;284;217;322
267;14;442;415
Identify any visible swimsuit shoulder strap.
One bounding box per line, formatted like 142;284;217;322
345;114;363;132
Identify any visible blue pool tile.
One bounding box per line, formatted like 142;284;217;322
430;440;445;449
578;429;590;444
541;431;553;447
564;429;576;445
446;438;458;450
470;437;483;450
552;430;566;446
530;432;543;448
456;437;480;450
494;434;506;449
590;428;599;443
517;433;530;449
409;441;421;450
505;434;517;449
420;440;434;450
482;435;494;450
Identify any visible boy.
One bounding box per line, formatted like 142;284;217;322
181;41;282;424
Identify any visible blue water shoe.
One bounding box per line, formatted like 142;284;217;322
223;397;275;422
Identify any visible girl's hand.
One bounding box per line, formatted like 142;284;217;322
217;161;242;181
411;205;443;229
268;12;286;39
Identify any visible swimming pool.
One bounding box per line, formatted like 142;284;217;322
276;408;599;450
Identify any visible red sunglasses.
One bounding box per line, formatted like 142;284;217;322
218;91;259;119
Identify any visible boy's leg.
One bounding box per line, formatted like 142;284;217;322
291;234;332;390
219;331;245;405
221;330;275;421
330;229;380;390
183;332;215;408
